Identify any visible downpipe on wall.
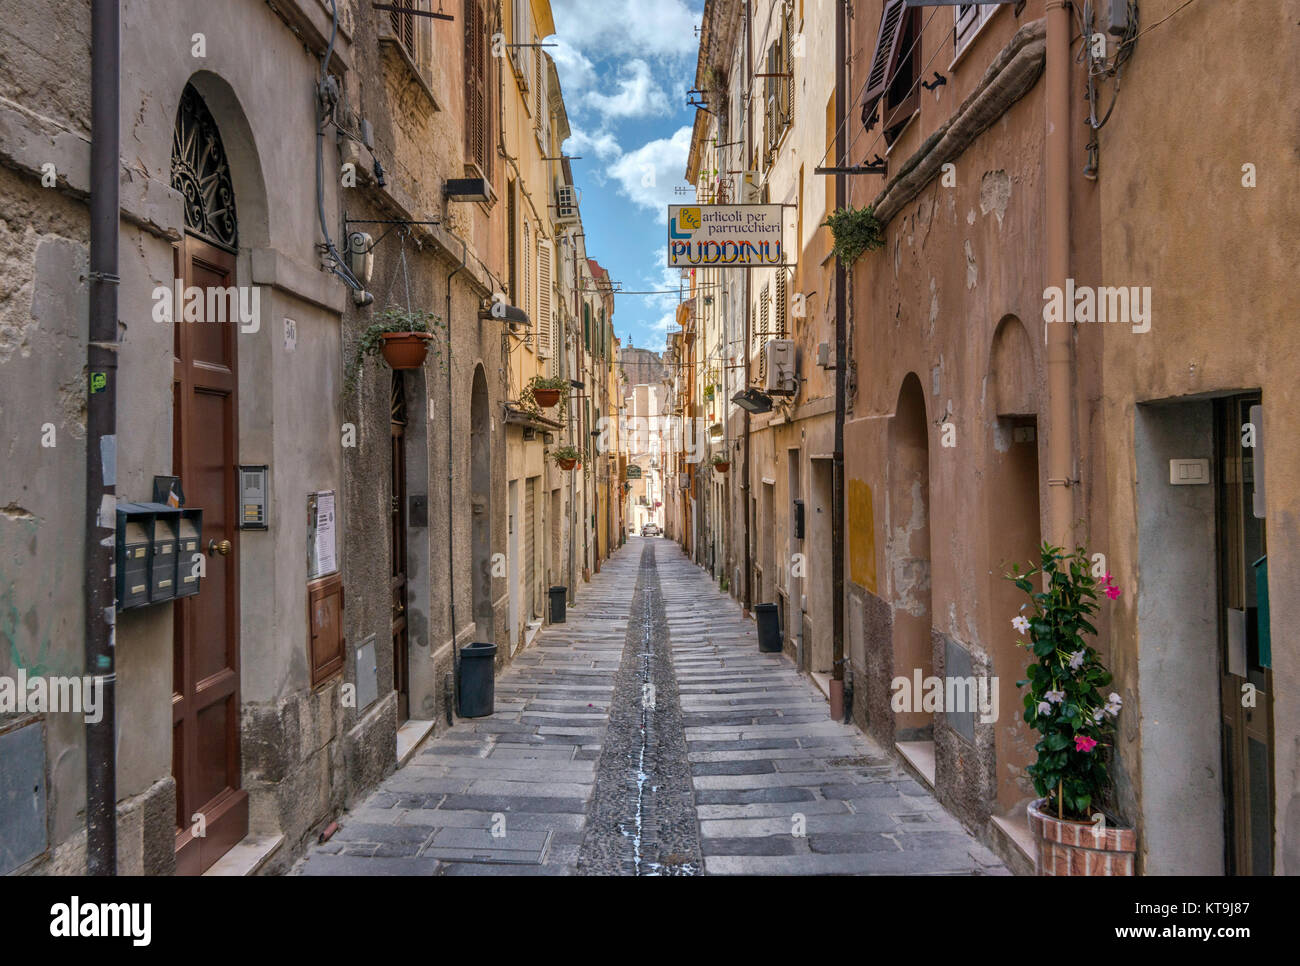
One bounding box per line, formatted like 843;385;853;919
830;0;848;722
85;0;120;875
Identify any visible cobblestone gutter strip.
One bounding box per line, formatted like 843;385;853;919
577;541;702;875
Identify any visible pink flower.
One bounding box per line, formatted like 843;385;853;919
1074;735;1098;753
1105;584;1121;600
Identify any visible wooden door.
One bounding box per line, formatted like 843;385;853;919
173;235;247;875
1217;394;1273;875
391;372;410;722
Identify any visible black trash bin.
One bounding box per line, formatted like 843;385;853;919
549;585;568;623
755;603;782;653
458;642;497;718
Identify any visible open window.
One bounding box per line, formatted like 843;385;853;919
883;5;921;145
955;3;997;56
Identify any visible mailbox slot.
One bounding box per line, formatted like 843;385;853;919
115;503;154;611
175;508;204;599
139;503;180;604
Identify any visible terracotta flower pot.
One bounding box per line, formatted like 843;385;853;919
380;332;433;370
533;387;562;408
713;461;730;473
557;458;578;471
1026;798;1136;876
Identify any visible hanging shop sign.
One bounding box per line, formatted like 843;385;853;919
667;204;790;268
626;465;643;480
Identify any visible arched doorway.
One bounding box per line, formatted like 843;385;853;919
470;365;493;640
985;315;1041;815
170;81;248;874
889;373;933;744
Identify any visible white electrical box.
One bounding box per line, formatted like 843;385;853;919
764;339;796;395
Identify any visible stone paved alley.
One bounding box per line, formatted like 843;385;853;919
295;539;1004;876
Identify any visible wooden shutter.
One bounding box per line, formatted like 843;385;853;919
862;0;907;124
538;239;552;362
523;220;531;323
759;283;770;384
507;184;517;303
535;38;544;127
782;8;794;129
776;269;787;338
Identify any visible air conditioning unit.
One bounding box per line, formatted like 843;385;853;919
740;170;761;204
555;184;579;224
763;339;796;395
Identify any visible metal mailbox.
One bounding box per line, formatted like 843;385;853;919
175;508;204;599
115;502;154;611
139;502;180;603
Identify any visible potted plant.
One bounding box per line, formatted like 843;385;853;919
344;307;443;394
823;204;885;266
551;445;582;471
1008;543;1135;876
711;453;730;473
522;374;569;413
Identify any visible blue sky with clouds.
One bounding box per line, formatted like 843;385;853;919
546;0;703;354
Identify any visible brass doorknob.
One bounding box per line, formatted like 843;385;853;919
208;539;231;556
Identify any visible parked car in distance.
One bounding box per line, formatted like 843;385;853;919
641;523;660;537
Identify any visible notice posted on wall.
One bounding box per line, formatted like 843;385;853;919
307;490;337;579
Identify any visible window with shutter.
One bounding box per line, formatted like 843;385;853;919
512;0;529;83
861;0;908;131
523;221;531;325
883;7;921;143
955;4;996;54
463;0;492;178
535;41;545;132
390;0;416;61
538;240;552;361
782;8;795;130
507;183;517;304
759;283;771;384
775;270;787;338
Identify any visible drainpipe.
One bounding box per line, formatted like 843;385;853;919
446;234;467;700
829;0;847;721
1045;1;1074;549
569;239;577;602
741;0;753;617
85;0;120;875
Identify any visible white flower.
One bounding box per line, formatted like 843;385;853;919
1092;707;1106;724
1044;689;1066;705
1011;616;1031;634
1069;650;1086;671
1105;692;1123;717
1037;701;1053;716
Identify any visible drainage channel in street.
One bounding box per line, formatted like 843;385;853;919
576;539;702;875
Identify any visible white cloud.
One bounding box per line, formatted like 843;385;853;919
564;125;622;162
548;39;598;100
584;59;670;120
607;126;693;214
549;0;702;60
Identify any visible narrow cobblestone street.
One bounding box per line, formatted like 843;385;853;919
296;538;1003;876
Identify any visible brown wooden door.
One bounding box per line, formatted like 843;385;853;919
391;373;410;722
173;235;248;875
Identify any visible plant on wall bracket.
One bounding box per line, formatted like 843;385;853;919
519;374;570;419
344;306;445;396
823;204;885;266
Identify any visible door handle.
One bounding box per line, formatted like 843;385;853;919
208;539;231;556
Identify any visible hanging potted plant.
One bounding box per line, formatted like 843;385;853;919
711;452;730;473
1008;543;1135;876
344;307;442;394
522;374;569;413
551;445;582;471
823;204;885;266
